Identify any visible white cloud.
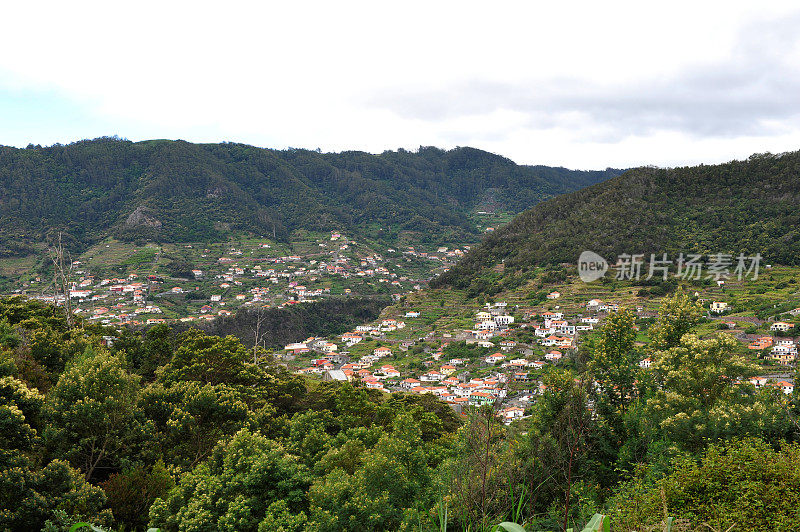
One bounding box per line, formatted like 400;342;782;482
1;0;799;168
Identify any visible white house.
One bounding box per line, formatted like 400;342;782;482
420;371;444;382
535;326;556;337
400;378;421;389
545;351;563;361
499;406;525;423
710;301;729;314
373;346;393;357
474;330;495;340
494;315;515;327
485;353;506;365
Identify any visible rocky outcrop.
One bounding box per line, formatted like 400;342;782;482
125;206;162;228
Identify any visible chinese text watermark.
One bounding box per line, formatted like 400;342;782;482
578;251;761;283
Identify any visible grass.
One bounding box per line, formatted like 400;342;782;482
122;247;158;266
0;255;38;276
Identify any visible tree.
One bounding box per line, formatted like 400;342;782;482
43;347;141;481
140;380;251;470
101;461;175;530
516;369;593;531
308;411;440;531
646;333;781;450
157;330;264;387
586;309;642;493
648;290;704;350
0;458;111;531
448;405;510;530
27;325;89;377
588;309;639;416
149;428;310;532
48;232;75;330
612;438;800;530
113;323;176;380
0;375;44;457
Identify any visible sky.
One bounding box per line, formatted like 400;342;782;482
1;1;799;169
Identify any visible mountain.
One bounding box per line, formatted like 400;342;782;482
433;150;800;292
0;138;622;257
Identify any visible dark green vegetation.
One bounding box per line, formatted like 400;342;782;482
188;297;390;348
0;296;460;531
435;150;800;292
4;291;800;531
0;137;621;257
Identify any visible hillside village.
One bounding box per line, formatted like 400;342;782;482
13;239;800;426
12;231;470;324
283;269;800;424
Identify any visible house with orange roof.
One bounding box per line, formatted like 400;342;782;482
443;376;460;386
453;382;483;397
373;346;393;357
749;336;774;350
499;406;525;423
469;391;495;407
374;365;400;379
771;322;796;332
474;330;494;340
545;350;563;361
400;378;421;389
439;364;457;375
341;332;363;346
420;371;444;382
499;340;517;351
363;378;384;390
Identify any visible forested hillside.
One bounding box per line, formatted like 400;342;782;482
180;297;390;348
0;138;621;257
434;151;800;292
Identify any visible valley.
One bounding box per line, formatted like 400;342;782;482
4;146;800;531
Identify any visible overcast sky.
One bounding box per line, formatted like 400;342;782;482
1;1;799;169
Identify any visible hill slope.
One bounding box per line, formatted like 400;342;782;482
434;151;800;291
0;138;621;256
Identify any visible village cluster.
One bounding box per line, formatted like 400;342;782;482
286;295;623;423
20;232;468;324
287;289;800;424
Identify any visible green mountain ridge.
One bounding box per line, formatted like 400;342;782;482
433;150;800;292
0;137;622;257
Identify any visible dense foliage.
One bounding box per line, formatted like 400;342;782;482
0;138;621;257
434;151;800;291
193;297;390;349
